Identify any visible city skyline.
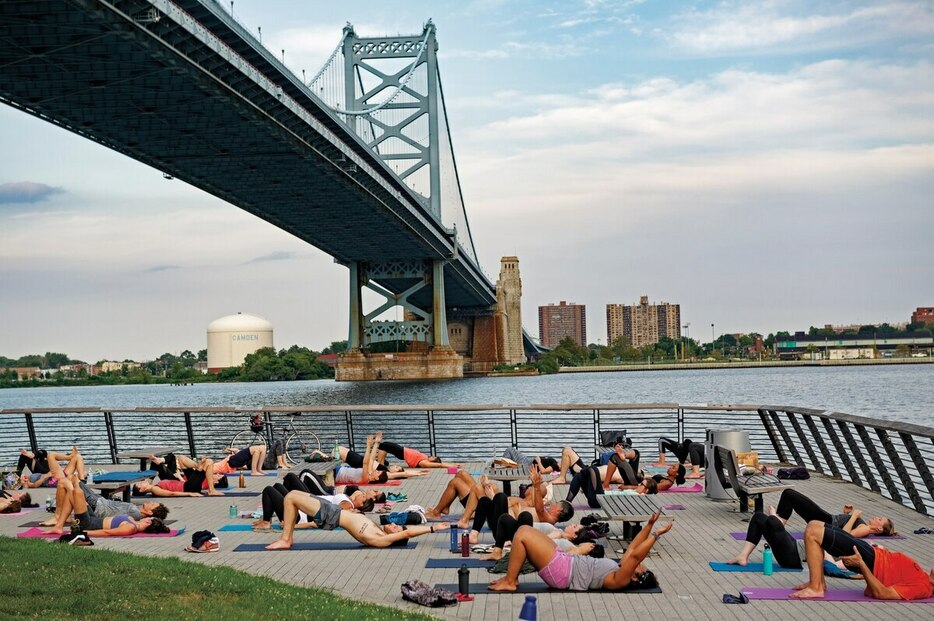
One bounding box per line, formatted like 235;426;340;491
2;1;932;362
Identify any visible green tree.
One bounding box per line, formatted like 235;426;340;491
197;349;208;361
323;340;349;355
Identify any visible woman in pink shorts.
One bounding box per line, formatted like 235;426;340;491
489;510;672;592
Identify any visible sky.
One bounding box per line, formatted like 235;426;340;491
1;0;933;362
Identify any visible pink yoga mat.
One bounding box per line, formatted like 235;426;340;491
661;482;703;493
741;586;934;603
358;480;402;486
16;526;184;539
730;531;906;541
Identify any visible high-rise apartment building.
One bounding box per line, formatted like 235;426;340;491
606;296;681;348
538;301;587;348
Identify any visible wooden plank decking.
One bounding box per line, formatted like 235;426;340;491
3;463;933;619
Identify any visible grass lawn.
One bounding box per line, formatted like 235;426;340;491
0;537;438;620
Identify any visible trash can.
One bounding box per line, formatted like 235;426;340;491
705;429;751;500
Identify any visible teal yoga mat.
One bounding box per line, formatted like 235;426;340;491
709;561;802;572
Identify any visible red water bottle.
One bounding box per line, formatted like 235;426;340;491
461;532;469;557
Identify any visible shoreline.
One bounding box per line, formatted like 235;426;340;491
558;357;934;373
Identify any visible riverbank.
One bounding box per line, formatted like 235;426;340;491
559;357;934;373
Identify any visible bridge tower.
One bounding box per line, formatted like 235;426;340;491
333;21;462;380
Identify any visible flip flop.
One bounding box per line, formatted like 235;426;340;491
722;592;749;605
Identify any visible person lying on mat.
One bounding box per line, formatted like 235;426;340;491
44;473;169;536
492;448;558;473
265;491;450;549
791;520;933;600
602;445;644;488
488;509;671;592
332;434;429;484
142;454;226;496
775;489;896;538
566;465;658;509
425;470;481;519
374;434;460;469
41;479;167;527
725;507;803;569
0;493;29;514
552;445;640;485
286;469;385;506
651;463;687;492
215;445;267;476
653;437;705;479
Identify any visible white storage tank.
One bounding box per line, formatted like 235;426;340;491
207;312;274;371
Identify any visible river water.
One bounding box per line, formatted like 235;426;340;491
1;365;932;426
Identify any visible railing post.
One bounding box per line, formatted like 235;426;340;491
345;410;355;452
103;411;118;464
427;409;436;456
855;424;901;503
184;412;197;458
677;407;684;443
510;409;518;449
757;409;786;463
821;417;861;485
24;413;39;454
899;432;933;515
838;421;879;493
770;410;804;465
787;413;823;474
262;411;274;444
593;408;600;458
804;414;839;478
876;429;924;514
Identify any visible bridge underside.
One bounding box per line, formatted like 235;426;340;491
0;0;495;313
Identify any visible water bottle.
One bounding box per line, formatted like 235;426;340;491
518;595;537;620
458;564;470;595
450;525;459;552
461;532;469;557
45;495;52;511
86;470;93;484
238;471;245;488
229;504;238;518
763;543;774;576
333;440;340;462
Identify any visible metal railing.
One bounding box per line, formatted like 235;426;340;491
2;403;932;515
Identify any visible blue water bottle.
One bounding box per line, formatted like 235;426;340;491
763;543;774;576
450;525;459;552
518;595;537;620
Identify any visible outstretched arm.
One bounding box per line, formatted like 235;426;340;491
529;465;554;524
604;511;672;589
370;522;450;547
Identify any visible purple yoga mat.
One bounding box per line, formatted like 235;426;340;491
662;504;686;510
741;586;934;603
730;531;906;541
661;482;703;493
16;526;184;538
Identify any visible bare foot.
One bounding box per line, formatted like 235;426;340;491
725;556;748;566
789;587;824;599
551;478;567;485
39;518;57;527
481;548;503;561
265;538;292;550
251;470;265;476
252;519;271;529
207;490;225;496
685;473;704;479
488;577;517;591
45;529;64;535
425;508;443;519
767;505;777;516
20;448;34;459
456;517;471;530
468;530;480;544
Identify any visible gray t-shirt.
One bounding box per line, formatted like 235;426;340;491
533;522;575;551
80;481;143;520
831;513;865;529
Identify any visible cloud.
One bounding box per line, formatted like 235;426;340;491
245;250;296;264
145;264;181;273
0;181;64;205
669;1;934;55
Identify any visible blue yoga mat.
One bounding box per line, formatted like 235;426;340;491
708;561;802;573
233;540;411;551
94;470;156;482
426;558;494;568
211;491;258;497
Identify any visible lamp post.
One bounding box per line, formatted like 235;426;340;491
711;323;715;354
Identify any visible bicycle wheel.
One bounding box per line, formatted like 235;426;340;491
285;431;321;464
230;430;267;450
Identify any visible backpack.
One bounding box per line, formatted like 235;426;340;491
777;467;810;480
58;531;94;546
186;530;219;553
400;580;457;607
599;430;629;447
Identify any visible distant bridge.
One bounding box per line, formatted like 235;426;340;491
0;1;531;376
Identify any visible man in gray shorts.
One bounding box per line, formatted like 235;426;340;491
80;481;168;520
266;491;450;549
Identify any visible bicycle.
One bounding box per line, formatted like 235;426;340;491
230;413;321;465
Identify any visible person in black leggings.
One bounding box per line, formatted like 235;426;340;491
566;466;605;508
377;440;459;469
725;510;803;569
775;488;895;537
655;438;705;478
470;492;535;558
16;449;50;475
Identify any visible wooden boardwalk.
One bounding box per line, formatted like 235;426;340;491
3;463;933;620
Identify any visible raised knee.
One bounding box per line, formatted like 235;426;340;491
804;520;824;537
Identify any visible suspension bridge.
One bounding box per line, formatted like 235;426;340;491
0;0;533;378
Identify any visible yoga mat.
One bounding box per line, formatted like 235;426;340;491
208;491;258;497
94;470;157;482
21;519;177;528
741;586;934;603
426;558;495;568
729;532;906;541
662;504;686;510
17;526;184;538
435;583;662;594
358;480;402;486
236;472;279;477
573;504;595;511
661;482;703;493
0;509;36;517
233;539;411;551
219;523;344;532
709;561;802;573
